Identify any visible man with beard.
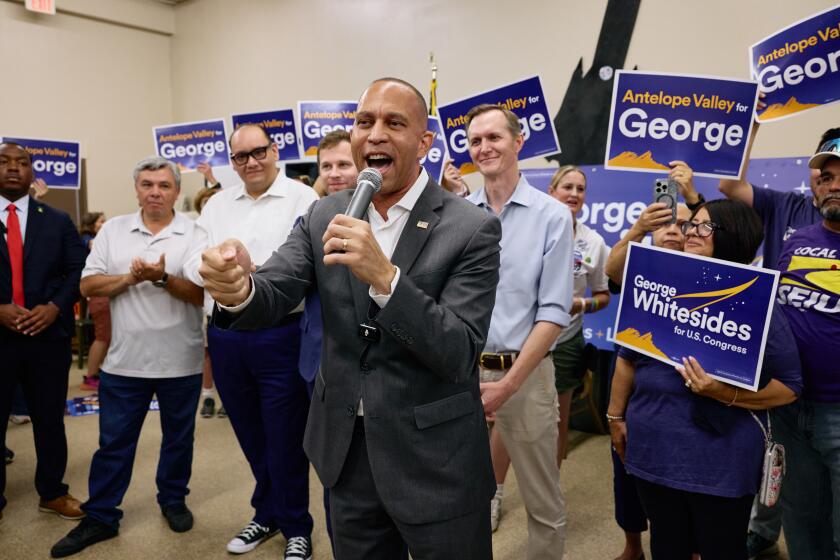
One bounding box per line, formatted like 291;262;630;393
772;139;840;559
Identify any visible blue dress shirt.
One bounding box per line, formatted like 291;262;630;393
468;174;574;353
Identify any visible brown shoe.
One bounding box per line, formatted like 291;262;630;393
39;494;85;520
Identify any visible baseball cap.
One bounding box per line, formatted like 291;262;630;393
809;137;840;169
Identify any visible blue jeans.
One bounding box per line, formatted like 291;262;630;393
772;400;840;559
82;371;202;528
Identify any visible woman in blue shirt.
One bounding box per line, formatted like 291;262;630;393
608;199;802;560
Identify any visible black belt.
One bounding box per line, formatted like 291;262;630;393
479;351;551;370
479;352;518;370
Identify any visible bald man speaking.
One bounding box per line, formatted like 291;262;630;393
201;78;500;560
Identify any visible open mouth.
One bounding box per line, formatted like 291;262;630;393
365;153;393;174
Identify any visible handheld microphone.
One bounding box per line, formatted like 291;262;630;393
345;168;382;220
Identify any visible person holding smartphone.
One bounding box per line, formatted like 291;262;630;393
608;199;802;559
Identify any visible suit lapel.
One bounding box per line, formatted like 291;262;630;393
23;201;43;264
390;179;442;274
344;179;443;322
0;222;8;265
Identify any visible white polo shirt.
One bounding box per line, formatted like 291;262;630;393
191;173;319;315
82;211;204;378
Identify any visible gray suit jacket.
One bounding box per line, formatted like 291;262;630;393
219;177;501;524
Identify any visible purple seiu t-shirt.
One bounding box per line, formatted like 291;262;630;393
752;185;821;270
777;223;840;402
618;306;802;498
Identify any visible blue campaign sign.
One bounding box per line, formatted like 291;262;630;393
1;136;81;189
614;243;779;390
437;76;560;176
153;119;229;171
297;101;356;160
231;109;301;162
420;116;447;184
751;5;840;122
605;71;759;179
522;155;811;349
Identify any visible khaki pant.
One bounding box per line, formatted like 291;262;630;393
482;357;566;559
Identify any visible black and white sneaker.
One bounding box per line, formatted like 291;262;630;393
283;536;312;560
226;521;277;554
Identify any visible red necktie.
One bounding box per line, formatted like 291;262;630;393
6;204;24;307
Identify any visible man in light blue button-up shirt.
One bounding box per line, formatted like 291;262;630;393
467;104;573;559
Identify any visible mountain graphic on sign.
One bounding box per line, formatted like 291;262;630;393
616;328;669;360
458;162;478;176
759;97;820;121
608;150;669;170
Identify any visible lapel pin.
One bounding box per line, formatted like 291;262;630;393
37;206;44;213
416;220;429;229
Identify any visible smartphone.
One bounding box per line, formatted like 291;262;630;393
654;178;678;224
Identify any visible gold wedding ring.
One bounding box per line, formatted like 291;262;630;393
342;239;348;251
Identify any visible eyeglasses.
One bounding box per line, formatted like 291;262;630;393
680;220;721;237
231;143;272;166
816;172;840;188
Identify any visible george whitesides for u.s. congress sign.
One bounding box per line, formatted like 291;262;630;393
613;243;779;391
750;5;840;122
153;119;229;171
605;71;758;179
437;76;560;176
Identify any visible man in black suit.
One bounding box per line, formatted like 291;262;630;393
200;78;501;560
0;142;87;521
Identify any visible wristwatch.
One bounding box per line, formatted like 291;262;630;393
686;192;706;211
152;272;169;288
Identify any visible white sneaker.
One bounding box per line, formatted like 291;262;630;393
226;521;277;554
490;495;502;532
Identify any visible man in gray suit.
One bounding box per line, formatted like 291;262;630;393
199;78;501;560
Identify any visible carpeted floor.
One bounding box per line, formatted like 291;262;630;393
3;368;787;559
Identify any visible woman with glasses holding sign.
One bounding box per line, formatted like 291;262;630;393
608;199;803;560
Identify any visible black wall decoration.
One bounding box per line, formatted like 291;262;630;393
548;0;641;166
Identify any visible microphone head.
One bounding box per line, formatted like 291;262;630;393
357;168;382;193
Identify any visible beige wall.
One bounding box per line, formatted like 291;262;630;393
170;0;837;180
2;0;836;218
0;0;173;218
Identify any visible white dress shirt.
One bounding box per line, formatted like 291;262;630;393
224;168;430;313
190;172;319;315
0;194;30;242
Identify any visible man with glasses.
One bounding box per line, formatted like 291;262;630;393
771;142;840;559
190;124;318;559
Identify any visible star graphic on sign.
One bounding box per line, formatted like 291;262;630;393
714;274;721;281
795;181;809;195
596;330;604;338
